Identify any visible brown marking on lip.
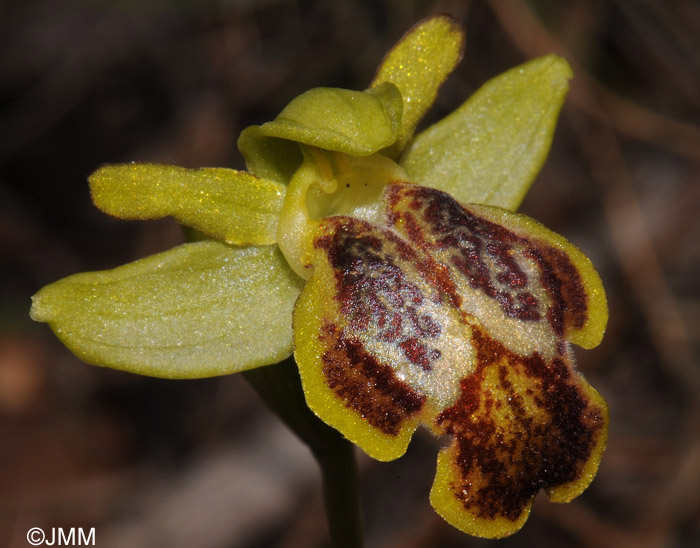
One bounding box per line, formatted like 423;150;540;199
398;338;441;371
311;217;458;434
320;323;425;435
384;184;542;322
527;246;588;336
313;216;445;370
435;325;607;522
384;183;592;334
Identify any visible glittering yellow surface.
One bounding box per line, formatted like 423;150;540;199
372;14;465;154
30;241;304;378
90;163;286;245
402;54;573;211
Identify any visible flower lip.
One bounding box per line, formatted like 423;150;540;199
294;180;609;538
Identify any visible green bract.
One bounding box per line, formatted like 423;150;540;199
31;15;607;540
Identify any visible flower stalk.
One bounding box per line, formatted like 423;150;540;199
244;359;364;548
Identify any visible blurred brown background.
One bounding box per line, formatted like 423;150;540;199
1;1;699;547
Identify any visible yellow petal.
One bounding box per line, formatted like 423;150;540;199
371;14;466;155
90;163;286;245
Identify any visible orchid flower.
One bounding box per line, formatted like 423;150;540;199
30;15;608;539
